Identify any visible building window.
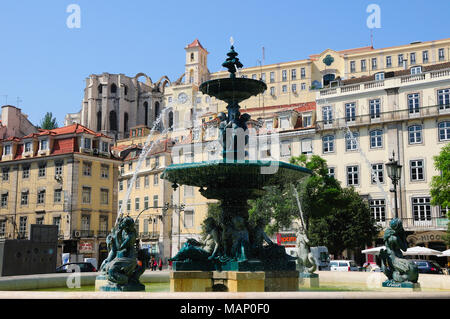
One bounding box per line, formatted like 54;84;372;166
371;58;377;70
291;84;297;93
386;56;392;68
261;73;266;82
322;135;334;153
54;189;62;203
101;141;109;153
153;173;159;185
118;200;123;211
370;130;383;148
347;166;359;186
100;189;109;205
0;220;6;238
119;180;123;191
410;160;424;181
360;59;366;72
303;114;312;127
37;189;46;204
82;187;91;204
282;85;287;93
350;61;355;73
1;193;8;208
100;164;109;178
265;119;273;130
3;144;11;155
40;139;48;150
322;106;333;125
270;72;275;83
345;103;356;122
412;197;431;221
99;216;108;233
144;196;149;209
143;175;149;187
1;167;9;181
35;217;44;225
38;163;46;177
301;138;312;155
345;132;359;151
55;161;63;176
370;199;386;222
21;191;29;205
83;162;91;176
291;69;297;80
371;163;384;184
19;216;27;237
410;52;416;65
422;50;429;63
301;83;306;90
282;70;287;81
53;217;61;233
81;215;90;231
184;210;194;228
270;87;275;95
369;99;381;119
135;176;140;189
439;121;450;141
327;167;335;178
438;88;450;110
279;116;290;129
22;165;30;179
398;54;404;66
280;140;292;157
153;195;159;208
438;48;445;61
410;66;422;75
300;68;306;79
408;125;422;144
83;137;91;149
126;199;131;211
135;197;140;211
155;156;160;168
375;72;384;81
408;93;420;114
24;142;32;153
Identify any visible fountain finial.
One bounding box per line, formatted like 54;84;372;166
222;42;243;78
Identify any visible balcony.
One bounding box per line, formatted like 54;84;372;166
73;230;95;238
316;104;446;131
375;217;448;231
97;230;109;238
139;231;159;240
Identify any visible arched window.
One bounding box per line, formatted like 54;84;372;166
124;113;129;134
111;83;117;94
168;111;173;131
143;102;149;126
155;101;160;119
109;111;117;131
190;53;194;62
97;111;102;132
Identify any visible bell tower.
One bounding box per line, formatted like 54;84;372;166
185;39;209;86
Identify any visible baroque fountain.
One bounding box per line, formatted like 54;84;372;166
160;44;314;292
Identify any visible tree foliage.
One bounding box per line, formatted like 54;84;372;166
38;112;58;130
430;143;450;245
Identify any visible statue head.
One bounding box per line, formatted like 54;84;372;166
240;113;251;122
120;216;135;231
389;218;403;232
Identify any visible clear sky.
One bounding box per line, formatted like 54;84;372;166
0;0;449;126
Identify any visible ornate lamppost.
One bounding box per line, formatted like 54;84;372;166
385;150;402;219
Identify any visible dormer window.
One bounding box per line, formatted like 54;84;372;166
84;137;92;149
40;139;48;150
375;72;384;81
3;144;11;155
411;66;422;75
279;116;290;129
24;142;32;153
266;119;273;130
101;141;109;153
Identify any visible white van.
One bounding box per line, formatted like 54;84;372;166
329;260;359;271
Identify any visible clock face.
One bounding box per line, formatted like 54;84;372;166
178;93;188;104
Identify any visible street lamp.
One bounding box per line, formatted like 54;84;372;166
386;150;402;219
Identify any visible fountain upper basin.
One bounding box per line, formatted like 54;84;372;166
199;78;267;104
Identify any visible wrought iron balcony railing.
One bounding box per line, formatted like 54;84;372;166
375;216;449;231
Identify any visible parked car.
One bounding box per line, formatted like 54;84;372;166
329;260;359;271
411;260;443;274
56;262;97;273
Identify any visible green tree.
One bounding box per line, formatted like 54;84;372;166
38;112;59;130
430;143;450;245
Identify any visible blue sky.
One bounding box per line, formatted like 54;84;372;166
0;0;449;126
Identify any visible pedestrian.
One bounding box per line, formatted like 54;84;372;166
150;256;156;271
158;257;163;271
168;259;173;270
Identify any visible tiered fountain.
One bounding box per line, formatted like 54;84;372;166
161;44;313;292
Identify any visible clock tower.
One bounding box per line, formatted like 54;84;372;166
185;39;209;86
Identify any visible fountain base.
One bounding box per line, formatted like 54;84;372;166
94;275;145;292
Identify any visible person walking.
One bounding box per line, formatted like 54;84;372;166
150;256;156;271
158;257;163;271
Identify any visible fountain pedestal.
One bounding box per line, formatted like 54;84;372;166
299;273;319;288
